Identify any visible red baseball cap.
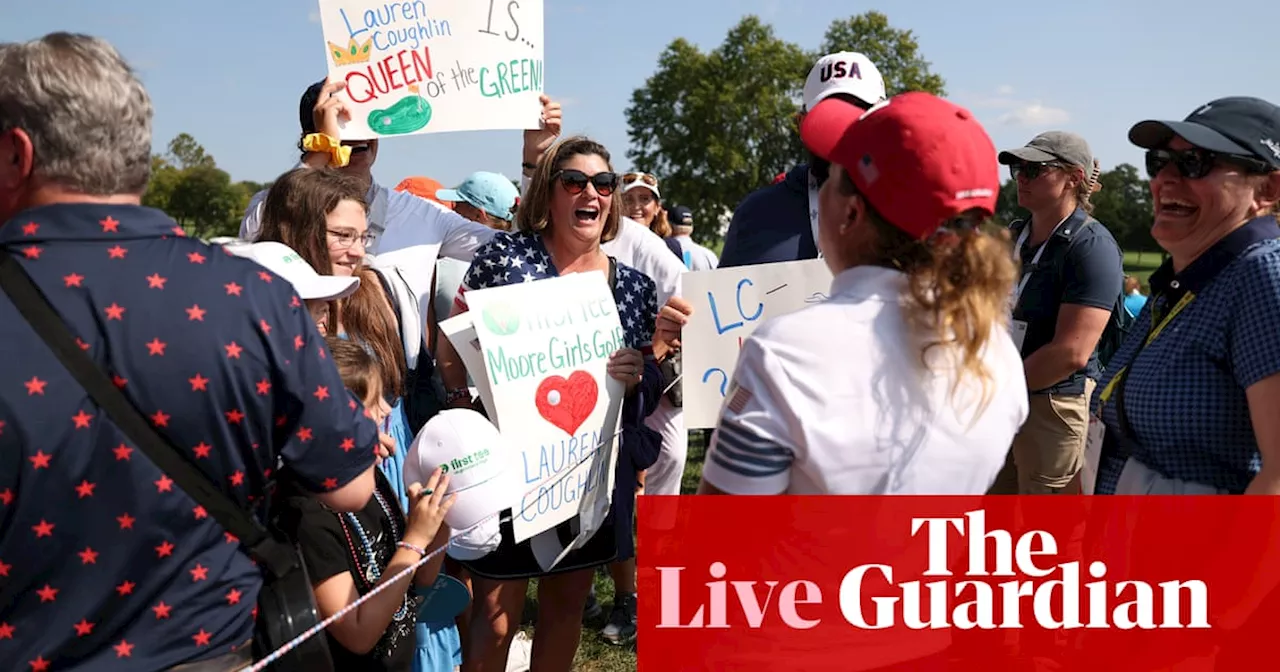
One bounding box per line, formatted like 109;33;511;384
800;91;999;240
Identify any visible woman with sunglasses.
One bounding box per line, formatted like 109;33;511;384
1088;97;1280;496
437;136;669;671
621;172;672;237
988;131;1124;495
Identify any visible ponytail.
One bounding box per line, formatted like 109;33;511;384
865;212;1018;419
1074;158;1102;214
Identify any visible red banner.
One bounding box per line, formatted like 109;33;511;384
636;496;1280;671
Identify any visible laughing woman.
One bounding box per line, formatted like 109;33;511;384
436;136;671;671
1090;97;1280;495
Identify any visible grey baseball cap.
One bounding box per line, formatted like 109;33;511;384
998;131;1093;170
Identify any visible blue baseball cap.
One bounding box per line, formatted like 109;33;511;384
1129;96;1280;170
437;172;520;222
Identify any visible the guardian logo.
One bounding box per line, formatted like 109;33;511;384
655;509;1209;631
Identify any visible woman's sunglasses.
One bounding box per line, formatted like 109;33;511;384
1009;161;1066;181
1144;148;1274;180
622;172;659;187
555;169;619;197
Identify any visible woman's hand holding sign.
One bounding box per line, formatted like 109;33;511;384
608;348;645;394
652;296;693;363
523;94;562;171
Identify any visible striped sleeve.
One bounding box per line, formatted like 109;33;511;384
701;335;798;494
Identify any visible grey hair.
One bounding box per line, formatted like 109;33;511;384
0;33;153;195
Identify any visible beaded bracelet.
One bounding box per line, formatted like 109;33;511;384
397;540;426;557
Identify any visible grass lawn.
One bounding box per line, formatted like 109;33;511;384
518;432;710;671
1124;249;1165;290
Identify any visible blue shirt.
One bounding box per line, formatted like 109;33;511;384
1123;292;1149;318
718;165;816;268
1012;208;1124;395
1093;217;1280;494
0;204;378;670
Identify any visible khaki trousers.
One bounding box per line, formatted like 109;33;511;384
989;379;1096;495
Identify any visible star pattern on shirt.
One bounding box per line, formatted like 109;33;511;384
461;231;659;351
1;205;380;668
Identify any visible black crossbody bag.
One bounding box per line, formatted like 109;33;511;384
0;248;334;672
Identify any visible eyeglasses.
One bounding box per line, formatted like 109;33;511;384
1144;148;1274;180
1009;161;1066;181
622;172;659;187
327;228;375;249
555;170;619;197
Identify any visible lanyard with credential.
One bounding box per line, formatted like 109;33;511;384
1097;291;1196;440
807;171;822;259
1011;219;1068;308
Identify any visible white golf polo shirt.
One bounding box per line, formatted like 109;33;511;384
702;265;1029;495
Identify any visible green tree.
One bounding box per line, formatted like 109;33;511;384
1091;163;1155;253
167;164;242;240
166;133;215;170
626;12;946;242
994;178;1026;227
625;17;809;241
817;11;946;96
142;134;245;240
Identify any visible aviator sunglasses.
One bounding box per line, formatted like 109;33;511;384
1144;148;1274;180
554;169;619;197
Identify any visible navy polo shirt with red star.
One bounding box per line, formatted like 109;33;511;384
0;204;378;670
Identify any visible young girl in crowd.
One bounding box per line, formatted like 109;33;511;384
257;168;465;671
274;337;455;671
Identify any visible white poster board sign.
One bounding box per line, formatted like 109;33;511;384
439;312;497;419
464;273;623;546
315;0;544;140
682;259;834;428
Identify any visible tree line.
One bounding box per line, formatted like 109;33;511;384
142;133;266;241
624;11;1160;254
144;13;1161;255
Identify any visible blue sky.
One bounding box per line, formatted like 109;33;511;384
5;0;1279;195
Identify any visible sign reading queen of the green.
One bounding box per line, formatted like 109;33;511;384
464;273;626;548
315;0;544;140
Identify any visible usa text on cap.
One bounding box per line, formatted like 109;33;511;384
803;51;887;112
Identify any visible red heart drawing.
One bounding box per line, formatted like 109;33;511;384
535;371;599;436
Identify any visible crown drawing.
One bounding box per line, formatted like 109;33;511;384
327;37;374;66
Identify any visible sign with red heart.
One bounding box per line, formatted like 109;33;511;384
535;371;599;436
459;272;625;549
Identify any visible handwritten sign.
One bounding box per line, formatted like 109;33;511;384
464;273;624;545
682;259;834;428
439;312;497;419
316;0;544;140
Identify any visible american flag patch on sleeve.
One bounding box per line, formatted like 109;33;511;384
726;384;753;414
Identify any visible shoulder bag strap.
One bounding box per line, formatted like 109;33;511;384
0;248;298;578
608;257;618;292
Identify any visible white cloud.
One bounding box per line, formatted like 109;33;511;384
308;11;320;23
961;88;1071;128
998;103;1071;127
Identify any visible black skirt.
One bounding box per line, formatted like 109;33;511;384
456;506;618;580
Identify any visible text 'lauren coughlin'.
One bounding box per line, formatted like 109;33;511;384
654;509;1210;631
